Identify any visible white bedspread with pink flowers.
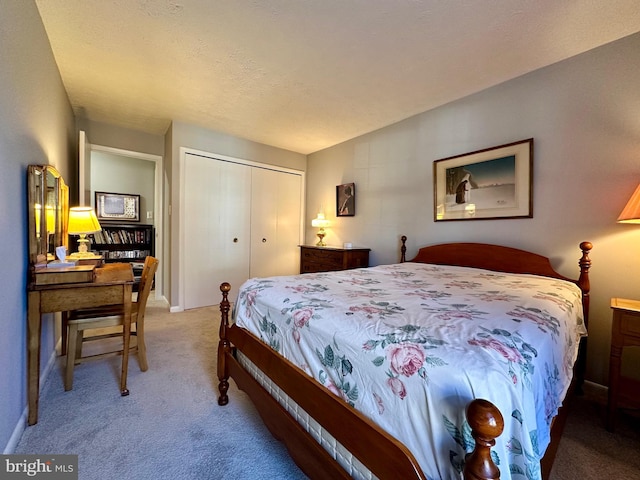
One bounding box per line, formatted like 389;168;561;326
233;262;586;480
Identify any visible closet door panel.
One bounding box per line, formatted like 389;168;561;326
250;168;278;278
273;171;302;276
250;168;301;278
183;154;250;309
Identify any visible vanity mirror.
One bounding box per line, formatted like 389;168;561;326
28;165;69;267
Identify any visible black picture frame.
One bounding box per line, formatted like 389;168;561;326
95;191;141;222
336;183;356;217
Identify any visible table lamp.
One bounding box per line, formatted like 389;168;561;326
68;206;102;256
617;184;640;224
311;212;330;246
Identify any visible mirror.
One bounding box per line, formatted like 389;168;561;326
28;165;69;267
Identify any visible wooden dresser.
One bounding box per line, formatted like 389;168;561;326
299;245;370;274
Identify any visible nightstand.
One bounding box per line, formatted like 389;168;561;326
299;245;370;274
607;298;640;431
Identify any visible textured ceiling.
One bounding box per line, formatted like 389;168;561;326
35;0;640;154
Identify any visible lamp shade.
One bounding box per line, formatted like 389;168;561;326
68;207;102;234
311;213;330;228
617;184;640;224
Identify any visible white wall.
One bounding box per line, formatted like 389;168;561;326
0;0;76;452
90;151;156;225
306;32;640;386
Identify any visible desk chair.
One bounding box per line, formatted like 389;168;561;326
64;256;159;391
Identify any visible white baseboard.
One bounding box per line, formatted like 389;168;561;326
3;338;60;454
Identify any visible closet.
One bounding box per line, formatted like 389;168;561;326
182;151;303;310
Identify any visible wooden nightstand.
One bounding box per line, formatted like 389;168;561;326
299;245;370;274
607;298;640;431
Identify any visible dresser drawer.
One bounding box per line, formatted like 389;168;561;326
299;246;370;274
620;311;640;338
302;248;343;268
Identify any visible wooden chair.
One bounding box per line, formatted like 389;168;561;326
64;256;159;391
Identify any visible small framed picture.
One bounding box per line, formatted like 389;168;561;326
95;192;140;222
336;183;355;217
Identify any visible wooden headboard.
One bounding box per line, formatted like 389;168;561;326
399;236;592;317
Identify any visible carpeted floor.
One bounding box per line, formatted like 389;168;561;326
14;297;640;479
549;381;640;479
15;297;307;480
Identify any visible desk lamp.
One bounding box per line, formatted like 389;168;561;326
68;206;102;256
311;212;330;246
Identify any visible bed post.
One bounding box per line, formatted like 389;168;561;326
401;235;407;263
217;282;231;406
576;241;592;393
577;241;592;326
464;399;504;480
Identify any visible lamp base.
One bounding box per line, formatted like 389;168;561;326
75;235;92;256
315;232;326;247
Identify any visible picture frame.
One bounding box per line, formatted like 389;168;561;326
95;191;140;222
336;183;356;217
433;138;533;221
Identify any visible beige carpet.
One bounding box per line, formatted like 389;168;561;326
549;381;640;479
16;296;640;479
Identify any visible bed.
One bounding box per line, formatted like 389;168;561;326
216;237;592;480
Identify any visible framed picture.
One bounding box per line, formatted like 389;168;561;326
433;138;533;221
336;183;356;217
95;192;140;222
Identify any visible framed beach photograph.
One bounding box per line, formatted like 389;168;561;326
95;191;140;222
433;138;533;221
336;183;356;217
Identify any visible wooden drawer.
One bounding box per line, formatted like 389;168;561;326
302;248;343;268
300;246;370;274
620;312;640;338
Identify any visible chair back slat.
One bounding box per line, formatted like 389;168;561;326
136;256;159;315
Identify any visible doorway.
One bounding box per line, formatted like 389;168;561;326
79;131;164;299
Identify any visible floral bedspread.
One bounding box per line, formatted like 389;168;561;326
233;262;586;480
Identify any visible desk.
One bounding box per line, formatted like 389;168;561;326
607;298;640;432
27;263;134;425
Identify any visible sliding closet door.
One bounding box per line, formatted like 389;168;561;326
183;153;251;309
250;167;302;278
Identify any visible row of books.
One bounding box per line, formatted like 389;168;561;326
91;228;150;245
93;249;152;260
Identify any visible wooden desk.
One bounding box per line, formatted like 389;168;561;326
27;263;134;425
607;298;640;431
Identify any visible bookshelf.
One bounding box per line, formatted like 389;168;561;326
90;223;154;261
89;224;154;290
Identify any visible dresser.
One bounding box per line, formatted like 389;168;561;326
299;245;370;274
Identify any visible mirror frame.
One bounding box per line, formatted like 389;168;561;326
28;165;69;267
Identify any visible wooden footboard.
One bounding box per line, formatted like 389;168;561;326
217;282;504;480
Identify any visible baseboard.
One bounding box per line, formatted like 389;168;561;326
3;408;27;454
3;337;60;454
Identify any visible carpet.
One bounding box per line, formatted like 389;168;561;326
14;297;640;479
15;298;307;479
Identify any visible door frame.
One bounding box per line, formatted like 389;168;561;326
177;147;305;312
79;132;164;299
